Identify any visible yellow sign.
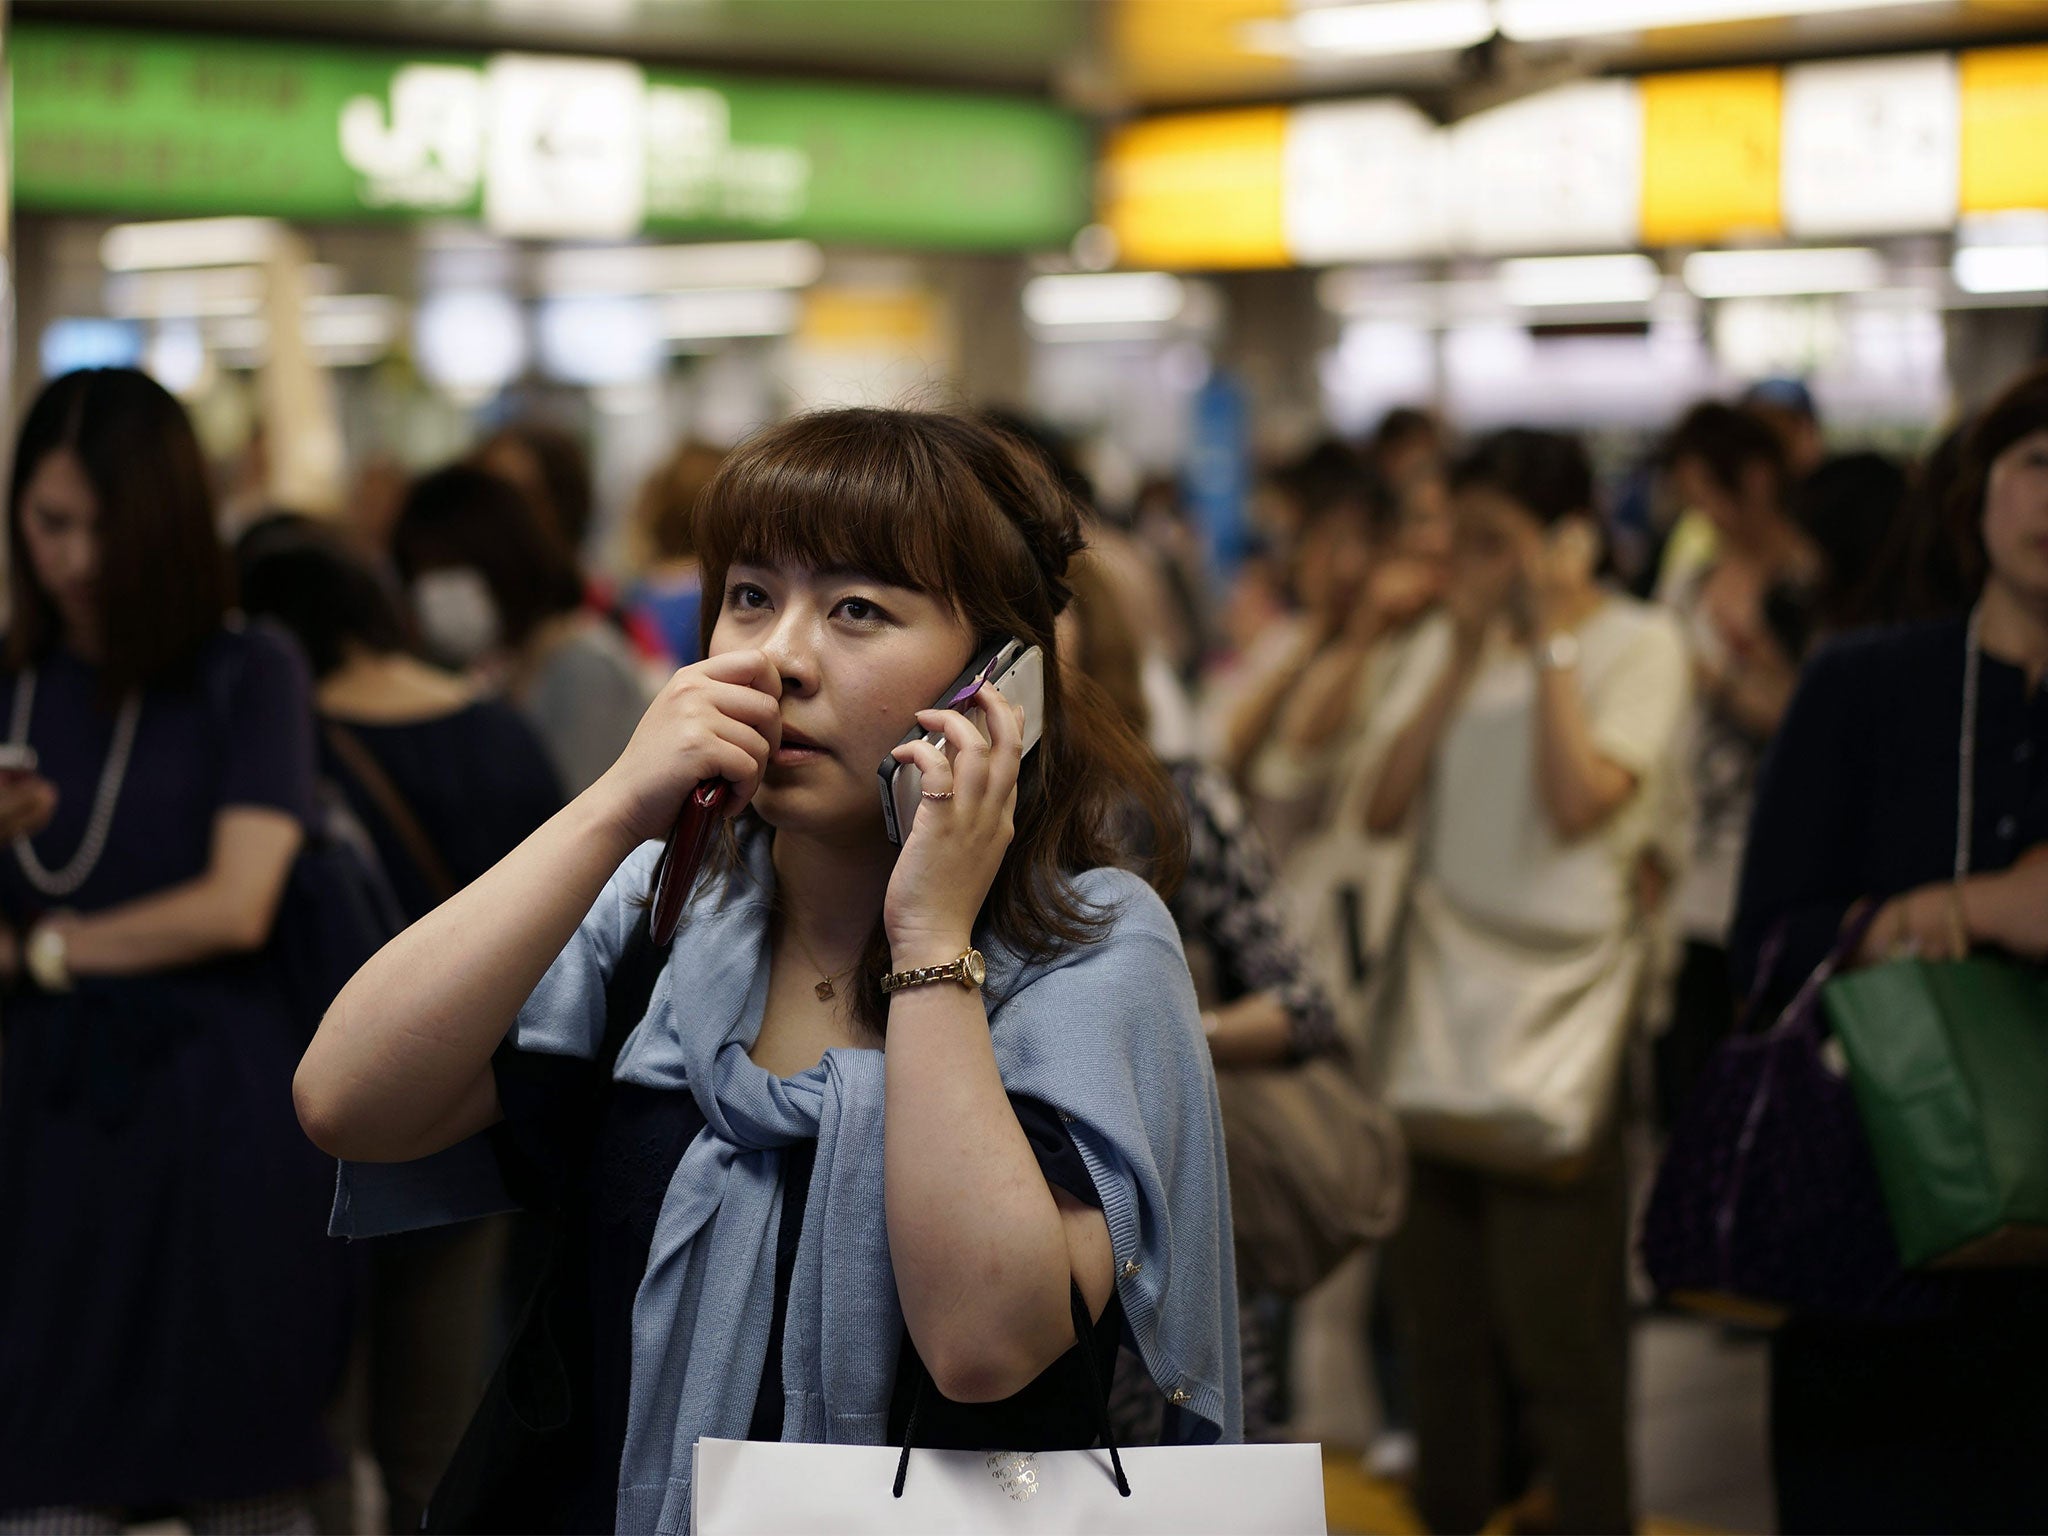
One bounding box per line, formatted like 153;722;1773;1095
1100;107;1289;269
1639;68;1781;246
1108;0;1294;106
1960;45;2048;213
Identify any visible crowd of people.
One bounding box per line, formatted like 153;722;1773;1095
0;357;2041;1534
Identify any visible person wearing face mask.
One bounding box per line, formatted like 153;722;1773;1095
392;465;654;798
293;409;1241;1532
0;370;349;1533
1729;365;2048;1534
1362;429;1690;1536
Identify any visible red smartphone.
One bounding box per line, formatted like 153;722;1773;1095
648;780;727;945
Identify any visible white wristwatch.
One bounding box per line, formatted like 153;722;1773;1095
26;920;73;994
1538;632;1582;672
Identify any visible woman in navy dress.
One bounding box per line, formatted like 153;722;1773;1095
0;370;349;1533
1732;364;2048;1532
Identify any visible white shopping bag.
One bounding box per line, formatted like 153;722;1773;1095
691;1437;1327;1535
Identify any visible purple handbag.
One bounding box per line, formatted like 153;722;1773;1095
1639;912;1947;1326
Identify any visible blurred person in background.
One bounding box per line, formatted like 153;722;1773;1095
1366;407;1447;510
475;420;667;663
239;517;565;926
474;420;597;566
1062;549;1341;1441
1212;439;1365;687
1652;383;1822;606
1653;403;1817;1127
986;410;1201;758
1364;429;1689;1536
1729;363;2048;1535
236;517;562;1534
1225;453;1450;864
1741;377;1828;482
0;370;347;1534
624;441;725;668
1870;420;1979;626
1784;451;1912;644
392;465;653;797
1131;473;1218;683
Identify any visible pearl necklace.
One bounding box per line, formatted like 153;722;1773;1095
8;668;142;898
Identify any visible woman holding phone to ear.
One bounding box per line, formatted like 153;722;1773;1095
1362;430;1689;1536
295;408;1240;1531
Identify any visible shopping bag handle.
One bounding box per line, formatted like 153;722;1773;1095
892;1280;1130;1500
1770;902;1885;1040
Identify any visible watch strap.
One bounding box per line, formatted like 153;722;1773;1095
881;948;985;994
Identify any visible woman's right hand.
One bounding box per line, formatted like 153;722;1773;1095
591;649;783;846
0;774;58;844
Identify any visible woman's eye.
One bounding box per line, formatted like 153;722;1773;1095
726;582;770;612
834;596;886;625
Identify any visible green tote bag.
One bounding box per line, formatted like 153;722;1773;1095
1823;955;2048;1269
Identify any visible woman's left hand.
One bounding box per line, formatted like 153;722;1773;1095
1860;881;1971;965
883;683;1025;965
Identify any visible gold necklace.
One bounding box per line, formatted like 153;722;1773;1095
781;916;855;1003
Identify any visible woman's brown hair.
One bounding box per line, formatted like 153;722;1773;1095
690;407;1187;1034
6;368;231;702
1945;363;2048;598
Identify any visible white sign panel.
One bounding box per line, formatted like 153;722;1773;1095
1447;80;1641;255
1284;99;1447;264
484;54;647;240
1782;54;1959;239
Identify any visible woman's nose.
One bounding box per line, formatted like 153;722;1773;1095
762;620;819;694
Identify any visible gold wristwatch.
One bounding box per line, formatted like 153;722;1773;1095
881;948;987;995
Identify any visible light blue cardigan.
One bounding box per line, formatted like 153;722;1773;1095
332;829;1242;1533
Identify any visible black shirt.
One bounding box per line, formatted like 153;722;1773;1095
491;1052;1123;1532
1732;618;2048;1011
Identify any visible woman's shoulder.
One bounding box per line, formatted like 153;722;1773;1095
201;615;313;700
1804;617;1968;699
1062;865;1185;952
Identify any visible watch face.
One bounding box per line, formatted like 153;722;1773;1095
963;949;987;987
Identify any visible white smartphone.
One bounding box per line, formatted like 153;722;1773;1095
877;638;1046;846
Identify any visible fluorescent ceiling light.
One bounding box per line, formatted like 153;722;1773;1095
1683;247;1883;298
658;288;802;342
101;217;284;272
539;240;824;296
1498;253;1661;307
1023;272;1186;329
104;264;343;321
1244;0;1494;58
1954;245;2048;296
1498;0;1936;42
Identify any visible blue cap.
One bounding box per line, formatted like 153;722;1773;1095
1741;377;1817;419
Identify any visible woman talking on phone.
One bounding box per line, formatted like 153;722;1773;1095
296;408;1240;1530
1363;429;1689;1536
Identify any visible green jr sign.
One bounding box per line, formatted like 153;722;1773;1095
10;23;1091;250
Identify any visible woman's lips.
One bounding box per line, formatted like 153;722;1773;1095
770;730;829;768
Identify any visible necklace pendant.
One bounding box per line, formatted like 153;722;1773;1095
814;979;836;1002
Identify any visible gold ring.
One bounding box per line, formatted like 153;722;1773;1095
920;789;955;801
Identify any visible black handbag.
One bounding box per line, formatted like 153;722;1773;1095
422;922;667;1533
